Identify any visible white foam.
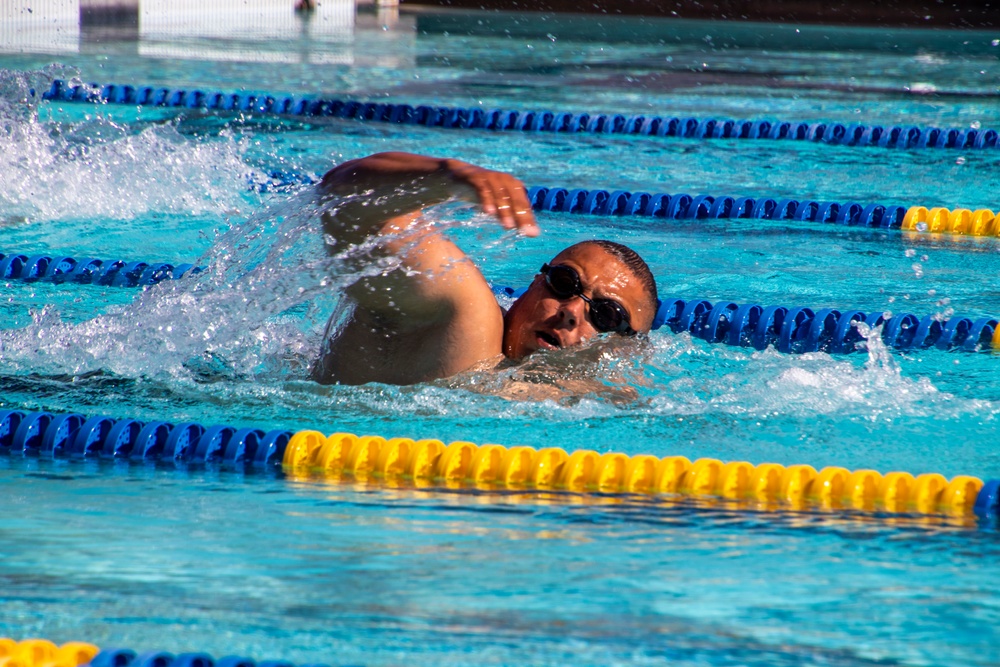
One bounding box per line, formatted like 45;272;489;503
0;67;263;223
0;190;339;381
640;328;994;421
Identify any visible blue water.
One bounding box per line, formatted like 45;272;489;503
2;7;1000;666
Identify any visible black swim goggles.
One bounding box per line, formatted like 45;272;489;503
540;263;637;336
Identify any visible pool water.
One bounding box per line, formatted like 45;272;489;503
2;5;1000;666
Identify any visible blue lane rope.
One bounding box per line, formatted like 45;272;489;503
258;170;1000;235
3;249;995;354
1;408;997;519
38;80;1000;151
87;648;343;667
255;169;921;228
254;169;917;227
0;253;203;286
492;287;999;354
0;409;290;466
523;185;914;226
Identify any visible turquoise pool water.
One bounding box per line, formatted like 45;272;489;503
2;7;1000;666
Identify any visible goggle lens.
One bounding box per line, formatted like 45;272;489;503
540;264;636;335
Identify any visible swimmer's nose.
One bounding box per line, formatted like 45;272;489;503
556;297;587;331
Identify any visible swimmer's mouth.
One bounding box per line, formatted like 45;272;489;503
536;331;561;349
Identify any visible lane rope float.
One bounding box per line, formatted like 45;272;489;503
0;638;98;667
0;640;337;667
3;249;996;354
37;80;1000;151
0;410;996;519
0;253;202;287
255;170;1000;238
281;430;995;518
641;296;998;354
0;410;290;467
521;190;999;236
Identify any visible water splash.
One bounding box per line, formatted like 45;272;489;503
0;188;342;381
0;184;515;392
635;323;993;423
0;71;991;431
0;66;264;224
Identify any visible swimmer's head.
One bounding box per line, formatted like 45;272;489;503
502;240;659;359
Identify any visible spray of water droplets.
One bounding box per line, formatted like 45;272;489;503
0;66;265;224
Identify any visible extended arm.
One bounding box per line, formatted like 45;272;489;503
314;152;538;384
319;151;537;247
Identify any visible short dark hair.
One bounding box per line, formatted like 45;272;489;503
572;239;659;311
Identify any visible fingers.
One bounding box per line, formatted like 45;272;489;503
506;177;539;237
465;169;539;237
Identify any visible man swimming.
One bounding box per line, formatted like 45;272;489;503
311;151;659;385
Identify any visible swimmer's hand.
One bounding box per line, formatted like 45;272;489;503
319;152;539;241
442;158;539;236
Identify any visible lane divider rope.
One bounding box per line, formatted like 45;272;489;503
0;410;290;467
281;430;999;518
0;409;996;518
0;639;98;667
522;189;999;236
255;170;1000;238
901;205;1000;235
37;80;1000;151
0;253;201;287
3;250;996;354
0;641;337;667
642;296;999;353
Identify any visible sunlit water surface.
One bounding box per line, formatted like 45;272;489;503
1;11;1000;667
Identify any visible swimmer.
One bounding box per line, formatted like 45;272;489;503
312;152;659;385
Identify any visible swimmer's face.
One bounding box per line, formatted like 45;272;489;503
502;243;656;359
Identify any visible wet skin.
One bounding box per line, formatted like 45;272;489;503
503;244;656;359
312;152;654;386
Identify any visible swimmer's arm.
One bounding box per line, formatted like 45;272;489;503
343;216;498;327
318;151;538;247
319;151;536;324
315;152;536;382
